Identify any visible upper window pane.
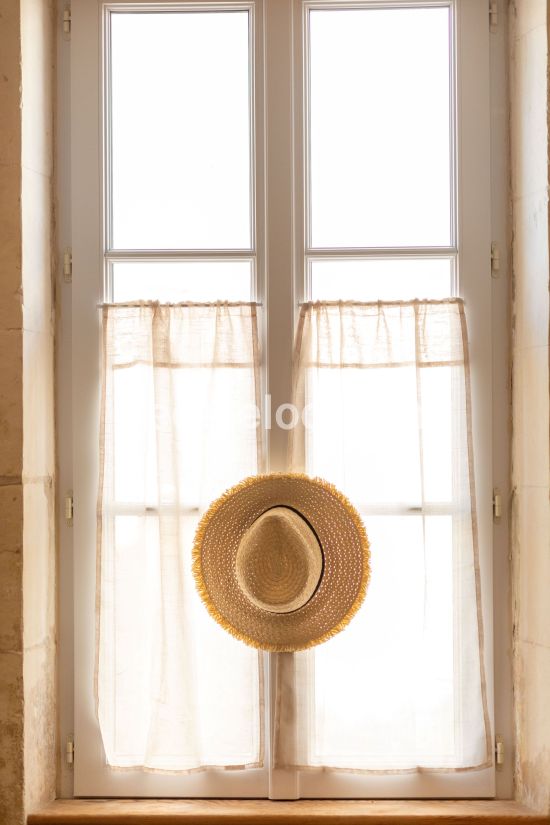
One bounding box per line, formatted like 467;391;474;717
109;10;252;250
308;5;452;249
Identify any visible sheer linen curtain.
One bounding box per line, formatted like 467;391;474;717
280;299;491;772
97;302;264;771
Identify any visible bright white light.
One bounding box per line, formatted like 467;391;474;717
110;11;252;250
112;260;253;303
309;7;452;248
311;257;453;301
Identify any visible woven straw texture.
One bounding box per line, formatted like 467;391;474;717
235;506;324;613
193;473;370;652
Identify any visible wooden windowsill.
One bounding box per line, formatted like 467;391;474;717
27;799;550;825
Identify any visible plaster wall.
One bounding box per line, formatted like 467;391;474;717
509;0;550;813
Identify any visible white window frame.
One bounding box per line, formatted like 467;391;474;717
58;0;507;800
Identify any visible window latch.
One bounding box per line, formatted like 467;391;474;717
495;734;504;768
489;1;498;32
63;248;72;283
66;736;75;767
63;7;71;37
493;488;502;520
65;492;74;525
491;242;500;277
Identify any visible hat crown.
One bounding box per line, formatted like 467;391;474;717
235;506;323;614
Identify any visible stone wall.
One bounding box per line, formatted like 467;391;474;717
0;0;26;818
21;0;56;815
509;0;550;813
0;0;56;822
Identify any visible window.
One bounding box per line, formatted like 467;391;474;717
67;0;496;799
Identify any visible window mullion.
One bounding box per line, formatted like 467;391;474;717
264;0;300;802
265;0;295;474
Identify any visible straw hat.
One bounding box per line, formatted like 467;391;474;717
192;473;370;653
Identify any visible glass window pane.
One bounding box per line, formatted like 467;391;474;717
111;260;253;303
308;7;452;248
310;258;453;301
110;11;252;250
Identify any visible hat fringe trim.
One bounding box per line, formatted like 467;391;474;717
192;472;371;653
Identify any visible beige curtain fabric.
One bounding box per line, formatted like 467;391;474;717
279;299;491;772
97;302;264;771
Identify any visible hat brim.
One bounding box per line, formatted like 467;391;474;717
192;473;370;653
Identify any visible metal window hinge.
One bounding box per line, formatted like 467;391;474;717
495;734;504;768
65;492;74;525
491;242;500;277
493;488;502;520
63;7;71;37
489;0;498;32
66;736;75;767
63;248;72;283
